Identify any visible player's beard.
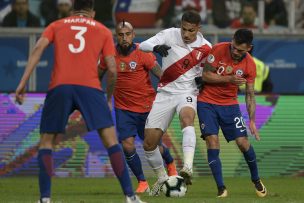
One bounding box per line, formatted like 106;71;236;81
118;44;132;56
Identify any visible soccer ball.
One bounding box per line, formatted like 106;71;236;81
161;175;187;197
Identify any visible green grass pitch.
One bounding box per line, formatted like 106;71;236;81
0;177;303;203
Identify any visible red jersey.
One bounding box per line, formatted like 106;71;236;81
198;42;256;105
42;16;115;90
101;44;157;113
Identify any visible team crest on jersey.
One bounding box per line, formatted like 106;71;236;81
129;61;137;70
120;62;126;71
200;123;205;130
226;66;233;74
236;69;244;76
207;54;215;63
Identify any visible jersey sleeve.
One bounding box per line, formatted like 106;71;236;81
139;29;170;52
143;52;157;70
42;23;55;43
246;55;257;84
101;29;116;57
205;44;220;69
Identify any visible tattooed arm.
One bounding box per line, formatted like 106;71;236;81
246;83;260;140
104;56;117;110
150;63;162;79
202;64;247;85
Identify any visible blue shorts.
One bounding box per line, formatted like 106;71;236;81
115;108;149;142
197;102;247;142
40;85;113;134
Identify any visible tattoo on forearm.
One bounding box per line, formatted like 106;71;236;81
107;72;117;100
203;63;216;72
245;85;256;121
151;66;162;78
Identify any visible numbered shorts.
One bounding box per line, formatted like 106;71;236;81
145;92;197;132
40;85;113;134
197;101;247;142
115;108;149;142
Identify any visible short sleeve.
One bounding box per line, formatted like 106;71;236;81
101;28;116;57
42;23;55;43
205;45;220;68
143;52;157;70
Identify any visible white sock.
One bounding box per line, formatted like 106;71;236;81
182;126;196;170
144;146;168;179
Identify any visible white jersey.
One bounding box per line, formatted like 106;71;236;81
139;28;212;94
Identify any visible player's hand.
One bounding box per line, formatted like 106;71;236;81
153;45;171;57
195;76;204;91
249;120;260;141
229;75;247;86
15;83;26;105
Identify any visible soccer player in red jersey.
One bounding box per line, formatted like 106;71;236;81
197;29;267;198
15;0;145;203
100;21;177;193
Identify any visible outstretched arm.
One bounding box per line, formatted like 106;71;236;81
15;37;50;104
139;30;170;57
246;83;260;141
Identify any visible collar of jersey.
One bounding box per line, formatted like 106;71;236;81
116;43;137;56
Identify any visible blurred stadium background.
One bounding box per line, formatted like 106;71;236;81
0;0;304;202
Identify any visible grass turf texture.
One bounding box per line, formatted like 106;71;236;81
0;177;303;203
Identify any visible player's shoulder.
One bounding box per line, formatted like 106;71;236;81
210;42;229;54
245;53;256;65
157;27;179;36
213;42;229;50
47;16;111;33
134;43;156;58
197;32;212;48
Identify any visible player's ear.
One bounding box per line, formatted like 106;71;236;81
91;11;96;18
248;44;253;53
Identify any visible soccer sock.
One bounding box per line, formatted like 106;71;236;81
243;145;260;181
38;149;53;198
160;144;174;165
107;144;134;197
182;126;196;169
207;149;224;188
144;146;168;179
124;150;146;182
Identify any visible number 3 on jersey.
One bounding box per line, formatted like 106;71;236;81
68;26;87;53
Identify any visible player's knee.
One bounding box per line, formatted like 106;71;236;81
39;133;55;149
236;137;250;152
205;135;219;149
144;128;163;151
179;112;195;127
122;140;135;153
180;117;194;128
143;139;158;151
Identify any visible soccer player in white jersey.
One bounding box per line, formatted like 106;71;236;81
139;10;212;195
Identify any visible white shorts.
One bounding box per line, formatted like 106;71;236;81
145;92;197;132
